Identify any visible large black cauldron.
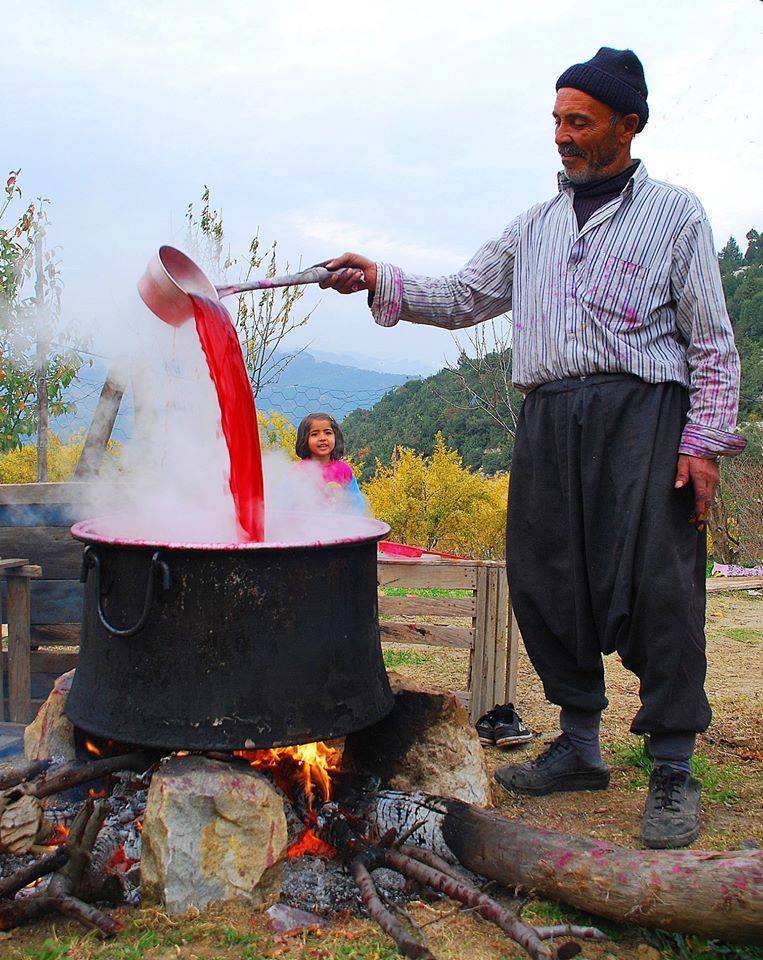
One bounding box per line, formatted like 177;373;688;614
66;517;394;751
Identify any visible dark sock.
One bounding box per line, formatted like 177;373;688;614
648;733;696;775
559;707;604;767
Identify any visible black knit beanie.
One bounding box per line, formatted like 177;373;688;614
556;47;649;132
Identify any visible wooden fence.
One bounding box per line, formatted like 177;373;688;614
0;482;519;725
378;556;518;720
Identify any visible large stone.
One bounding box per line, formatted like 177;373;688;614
141;755;288;915
343;674;490;806
24;669;76;762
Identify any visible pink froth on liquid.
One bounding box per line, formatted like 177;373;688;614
190;294;264;542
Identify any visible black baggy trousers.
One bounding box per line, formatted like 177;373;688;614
506;374;711;736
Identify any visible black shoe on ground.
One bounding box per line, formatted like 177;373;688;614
642;766;701;849
475;704;533;747
493;704;533;748
494;734;610;796
475;708;500;745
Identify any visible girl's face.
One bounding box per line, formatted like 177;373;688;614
307;419;336;461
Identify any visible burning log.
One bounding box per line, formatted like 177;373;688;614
0;799;122;938
339;790;763;945
0;753;153;856
0;848;69;900
0;760;50;791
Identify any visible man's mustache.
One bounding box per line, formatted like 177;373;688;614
558;144;587;158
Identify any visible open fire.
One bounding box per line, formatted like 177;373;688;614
235;741;342;860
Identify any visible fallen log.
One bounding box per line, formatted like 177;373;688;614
321;803;604;959
340;790;763;945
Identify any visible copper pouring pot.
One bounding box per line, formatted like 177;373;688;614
138;244;360;326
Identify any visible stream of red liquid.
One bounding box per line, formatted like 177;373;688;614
189;294;264;541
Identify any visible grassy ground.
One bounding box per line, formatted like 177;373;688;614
4;592;762;960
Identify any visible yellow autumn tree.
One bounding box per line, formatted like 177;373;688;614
0;433;120;483
363;434;508;558
257;410;297;458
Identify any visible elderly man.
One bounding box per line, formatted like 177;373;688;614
321;47;745;848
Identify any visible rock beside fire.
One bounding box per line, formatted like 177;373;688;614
23;670;76;763
141;756;288;915
342;674;490;806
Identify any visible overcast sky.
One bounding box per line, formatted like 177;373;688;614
6;0;762;374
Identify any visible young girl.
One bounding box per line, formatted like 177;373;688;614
295;412;365;511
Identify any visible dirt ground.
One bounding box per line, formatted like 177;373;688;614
4;592;761;960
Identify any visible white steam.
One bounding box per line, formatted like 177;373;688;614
84;289;374;546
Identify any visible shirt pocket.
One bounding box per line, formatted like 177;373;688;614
583;254;649;329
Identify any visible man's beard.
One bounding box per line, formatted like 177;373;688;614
559;138;620;184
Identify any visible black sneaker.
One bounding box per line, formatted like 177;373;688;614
493;704;533;748
494;734;610;796
642;766;701;849
475;708;500;746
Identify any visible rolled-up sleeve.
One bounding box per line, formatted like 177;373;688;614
671;217;746;458
371;219;519;330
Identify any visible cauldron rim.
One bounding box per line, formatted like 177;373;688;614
71;514;391;552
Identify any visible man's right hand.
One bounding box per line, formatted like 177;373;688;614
319;253;377;295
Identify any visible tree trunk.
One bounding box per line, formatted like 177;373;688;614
351;791;763;945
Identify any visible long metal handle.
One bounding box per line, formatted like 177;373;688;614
216;265;364;298
80;546;171;638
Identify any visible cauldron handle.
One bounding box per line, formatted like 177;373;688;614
80;547;171;638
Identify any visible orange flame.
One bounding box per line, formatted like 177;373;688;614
234;741;341;811
49;822;70;846
287;827;335;860
88;787;107;799
84;739;103;757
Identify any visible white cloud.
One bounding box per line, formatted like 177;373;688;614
4;0;761;369
295;216;469;271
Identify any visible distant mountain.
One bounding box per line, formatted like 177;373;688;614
307;349;432;377
257;352;414;425
50;351;415;440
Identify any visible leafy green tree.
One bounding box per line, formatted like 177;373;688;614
185;186;311;396
0;171;80;454
718;236;743;274
744;229;763;267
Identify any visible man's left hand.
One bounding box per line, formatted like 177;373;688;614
674;454;719;530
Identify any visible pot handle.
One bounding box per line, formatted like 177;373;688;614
80;547;171;638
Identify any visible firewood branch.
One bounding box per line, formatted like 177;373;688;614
0;847;69;900
0;797;122;938
388;846;564;960
351;857;436;960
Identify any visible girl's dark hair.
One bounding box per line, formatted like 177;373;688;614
295;412;345;460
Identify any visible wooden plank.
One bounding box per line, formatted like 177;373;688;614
6;576;32;724
0;527;82;580
73;369;126;479
506;609;521;705
469;566;490;722
377;559;478;591
491;567;510;708
706;576;763;593
380;622;473;649
1;650;78;674
0;558;30;570
0;503;84;527
481;566;499;714
1;580;83;626
31;623;80;646
0;582;4;724
378;594;475;618
0;483;93;506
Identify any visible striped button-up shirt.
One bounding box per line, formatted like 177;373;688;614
371;162;745;458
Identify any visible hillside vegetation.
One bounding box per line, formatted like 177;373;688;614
344;227;763;476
